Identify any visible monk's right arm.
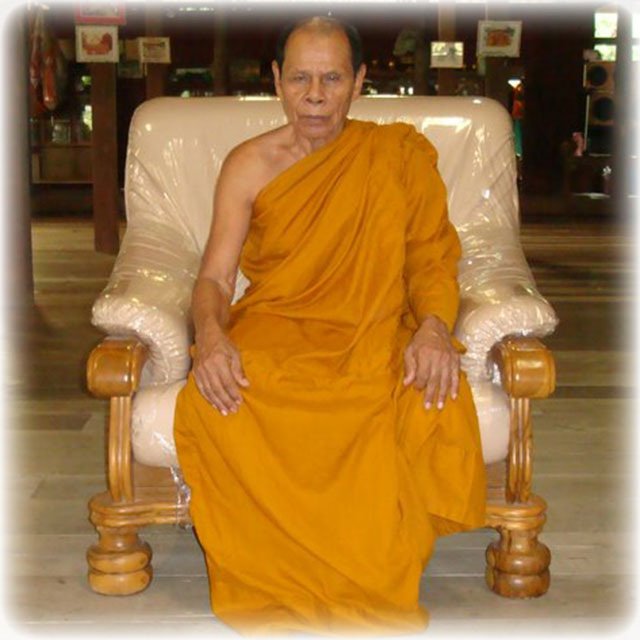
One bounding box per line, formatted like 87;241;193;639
192;146;252;340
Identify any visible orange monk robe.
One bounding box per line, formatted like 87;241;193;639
173;118;487;637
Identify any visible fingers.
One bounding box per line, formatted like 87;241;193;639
450;356;460;400
417;351;460;411
230;356;251;388
436;359;450;410
422;358;438;409
214;364;243;414
194;351;249;416
403;349;416;386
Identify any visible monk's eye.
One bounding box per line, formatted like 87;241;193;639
324;73;341;82
291;74;308;83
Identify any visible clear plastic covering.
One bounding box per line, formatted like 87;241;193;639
356;97;558;379
92;226;200;385
92;95;557;472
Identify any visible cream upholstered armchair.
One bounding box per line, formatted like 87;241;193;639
86;96;557;600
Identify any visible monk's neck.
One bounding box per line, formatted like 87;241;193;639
288;122;346;157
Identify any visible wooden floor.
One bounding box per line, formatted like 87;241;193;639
3;212;635;636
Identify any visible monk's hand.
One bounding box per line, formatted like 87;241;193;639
402;315;460;411
193;325;250;416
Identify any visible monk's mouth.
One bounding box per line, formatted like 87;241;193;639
300;115;329;123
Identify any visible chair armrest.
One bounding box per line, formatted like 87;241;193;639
86;337;150;502
87;337;150;398
454;226;558;380
489;335;556;399
488;336;555;503
91;224;200;386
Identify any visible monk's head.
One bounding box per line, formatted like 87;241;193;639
272;17;367;143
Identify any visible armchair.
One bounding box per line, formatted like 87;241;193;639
86;96;557;601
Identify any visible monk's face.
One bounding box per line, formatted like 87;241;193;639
272;28;366;144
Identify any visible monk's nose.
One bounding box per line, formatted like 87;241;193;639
306;78;325;103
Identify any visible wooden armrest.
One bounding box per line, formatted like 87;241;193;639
86;337;149;503
87;337;149;398
490;336;556;504
491;336;556;399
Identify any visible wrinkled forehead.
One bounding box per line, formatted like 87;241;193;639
283;29;353;72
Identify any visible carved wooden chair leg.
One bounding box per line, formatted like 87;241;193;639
86;338;151;595
87;524;153;595
485;336;556;599
485;497;551;598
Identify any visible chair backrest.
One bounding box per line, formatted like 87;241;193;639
124;95;519;257
97;94;555;389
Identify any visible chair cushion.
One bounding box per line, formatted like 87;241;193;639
131;377;509;469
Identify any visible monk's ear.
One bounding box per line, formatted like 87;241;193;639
272;60;283;99
352;63;367;100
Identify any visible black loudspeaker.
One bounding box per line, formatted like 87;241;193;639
588;91;615;126
584;61;616;92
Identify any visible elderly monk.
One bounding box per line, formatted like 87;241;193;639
174;15;486;637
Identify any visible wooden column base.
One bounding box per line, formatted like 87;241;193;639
87;526;153;596
485;495;551;598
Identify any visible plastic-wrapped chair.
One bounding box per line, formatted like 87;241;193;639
86;95;557;599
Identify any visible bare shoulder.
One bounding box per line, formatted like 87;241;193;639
220;126;290;205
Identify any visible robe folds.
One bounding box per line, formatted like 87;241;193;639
173;118;487;637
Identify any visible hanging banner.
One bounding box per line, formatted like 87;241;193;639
74;3;126;25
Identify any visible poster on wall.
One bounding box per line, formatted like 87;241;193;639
430;42;464;68
476;20;522;57
138;37;172;64
75;25;119;63
74;3;126;25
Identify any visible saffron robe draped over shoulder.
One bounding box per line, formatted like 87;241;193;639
173;118;487;637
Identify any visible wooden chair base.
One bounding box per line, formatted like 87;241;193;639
87;525;153;596
485;494;550;598
85;337;555;600
87;486;551;600
87;488;188;596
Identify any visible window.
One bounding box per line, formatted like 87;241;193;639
593;4;640;61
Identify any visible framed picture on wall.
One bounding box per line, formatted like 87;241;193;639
476;20;522;57
75;25;119;63
138;37;172;64
74;3;126;25
430;42;464;68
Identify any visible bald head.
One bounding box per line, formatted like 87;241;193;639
275;16;364;76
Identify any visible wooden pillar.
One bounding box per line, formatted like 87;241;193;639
90;63;119;255
6;6;33;305
437;2;457;96
213;7;229;95
145;7;167;99
612;5;632;212
412;16;429;95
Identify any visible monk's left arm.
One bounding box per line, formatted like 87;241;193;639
402;132;461;334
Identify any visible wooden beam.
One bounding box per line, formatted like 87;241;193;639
612;6;632;210
412;16;428;96
6;6;33;304
437;2;457;96
213;8;229;95
90;63;120;255
145;7;167;100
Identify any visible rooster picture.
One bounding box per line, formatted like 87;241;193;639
81;30;113;55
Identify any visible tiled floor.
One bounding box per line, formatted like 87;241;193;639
2;213;635;637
